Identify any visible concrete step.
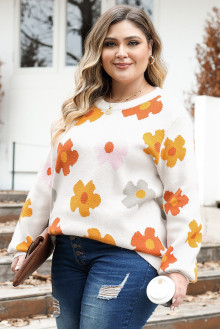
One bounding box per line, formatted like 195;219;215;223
0;283;52;320
145;292;220;329
0;316;56;329
0;202;23;222
0;222;16;249
0;254;52;282
0;191;27;203
187;267;220;295
198;243;220;263
0;290;219;329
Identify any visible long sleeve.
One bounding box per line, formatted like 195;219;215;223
8;150;53;256
156;109;202;282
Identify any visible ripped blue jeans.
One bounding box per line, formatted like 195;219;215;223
51;235;158;329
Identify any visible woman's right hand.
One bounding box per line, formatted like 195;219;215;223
11;255;26;273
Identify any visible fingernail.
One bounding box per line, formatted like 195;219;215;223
172;298;176;304
15;266;20;271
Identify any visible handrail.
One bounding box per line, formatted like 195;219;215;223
12;142;16;190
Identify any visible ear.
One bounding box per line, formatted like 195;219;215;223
148;39;153;53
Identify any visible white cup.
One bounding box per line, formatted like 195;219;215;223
146;275;175;306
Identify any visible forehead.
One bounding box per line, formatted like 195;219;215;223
106;20;146;39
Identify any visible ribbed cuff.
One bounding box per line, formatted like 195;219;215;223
159;270;190;284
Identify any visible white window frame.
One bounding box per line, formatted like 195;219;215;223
13;0;158;74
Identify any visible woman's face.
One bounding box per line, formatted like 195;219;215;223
101;20;153;84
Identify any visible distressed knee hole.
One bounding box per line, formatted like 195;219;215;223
97;273;130;300
53;297;60;318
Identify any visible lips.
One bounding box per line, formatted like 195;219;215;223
114;63;132;69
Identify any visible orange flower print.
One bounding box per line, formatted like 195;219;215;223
19;198;32;222
70;180;101;217
143;130;165;164
55;139;79;176
185;220;202;248
161;135;186;167
49;217;63;235
131;227;165;256
16;236;33;252
164;188;189;216
122;96;162;120
74;107;104;126
160;246;177;271
84;228;116;246
42;161;54;188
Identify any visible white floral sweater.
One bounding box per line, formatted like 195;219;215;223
8;87;202;282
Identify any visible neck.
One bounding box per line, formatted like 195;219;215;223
110;78;150;102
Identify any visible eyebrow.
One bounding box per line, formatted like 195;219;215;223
104;36;142;41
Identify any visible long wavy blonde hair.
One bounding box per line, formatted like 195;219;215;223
51;5;167;145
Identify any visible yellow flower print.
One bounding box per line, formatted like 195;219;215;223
84;228;116;246
19;198;32;222
74;107;104;126
185;220;202;248
16;236;33;252
190;262;198;283
161;135;186;167
143;130;165;164
70;180;101;217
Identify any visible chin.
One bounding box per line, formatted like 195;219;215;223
114;76;138;84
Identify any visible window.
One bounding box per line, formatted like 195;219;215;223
116;0;153;18
18;0;153;69
66;0;101;66
20;0;54;67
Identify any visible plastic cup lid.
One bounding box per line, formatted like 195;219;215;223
146;276;175;304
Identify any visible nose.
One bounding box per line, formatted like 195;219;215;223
116;44;128;58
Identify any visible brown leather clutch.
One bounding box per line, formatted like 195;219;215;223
13;228;54;287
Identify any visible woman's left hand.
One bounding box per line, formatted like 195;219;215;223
165;272;188;310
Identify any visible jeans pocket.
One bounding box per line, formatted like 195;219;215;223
141;262;158;291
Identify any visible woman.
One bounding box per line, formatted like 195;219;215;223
9;5;202;329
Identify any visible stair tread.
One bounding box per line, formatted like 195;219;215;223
0;202;24;208
0;283;52;300
148;292;220;323
0;293;219;329
0;254;53;263
0;316;56;329
0;224;16;233
0;190;28;194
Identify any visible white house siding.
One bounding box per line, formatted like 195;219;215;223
0;0;219;200
155;0;219;102
0;0;14;189
194;96;220;206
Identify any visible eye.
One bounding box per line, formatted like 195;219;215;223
128;40;140;46
104;41;116;47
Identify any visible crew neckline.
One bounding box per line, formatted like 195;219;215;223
96;87;161;111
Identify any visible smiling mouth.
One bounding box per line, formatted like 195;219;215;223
114;63;132;69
